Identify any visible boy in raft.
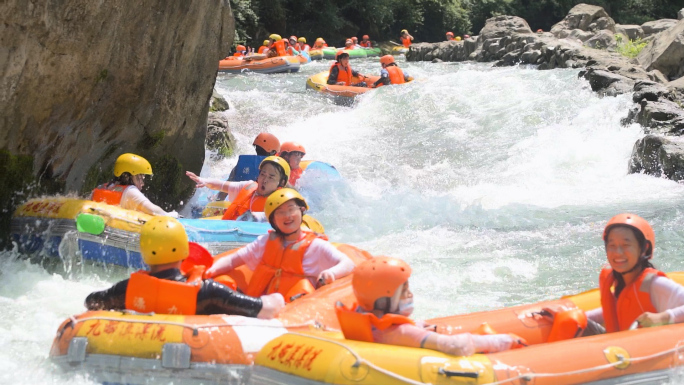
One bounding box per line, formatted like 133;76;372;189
585;213;684;333
372;55;410;87
351;37;361;48
360;35;372;48
258;40;270;54
233;44;247;58
327;52;367;87
343;38;355;50
313;38;327;49
186;156;290;221
205;189;355;301
279;141;306;186
90;153;177;217
446;31;455;41
297;37;310;52
267;34;287;57
336;257;524;356
400;29;413;47
85;216;284;318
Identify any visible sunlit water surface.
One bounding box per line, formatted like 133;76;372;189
3;58;684;384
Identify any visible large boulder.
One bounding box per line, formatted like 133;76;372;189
679;9;684;20
583;30;617;49
206;112;236;159
0;0;235;245
479;16;533;41
629;135;684;181
641;19;679;37
551;4;616;36
637;20;684;80
615;24;644;41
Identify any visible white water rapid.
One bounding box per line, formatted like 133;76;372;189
3;58;684;384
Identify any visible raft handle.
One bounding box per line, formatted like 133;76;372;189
439;368;479;379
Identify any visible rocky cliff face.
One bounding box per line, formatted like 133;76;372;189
0;0;234;245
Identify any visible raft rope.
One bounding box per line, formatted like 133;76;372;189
285;332;684;385
67;313;333;336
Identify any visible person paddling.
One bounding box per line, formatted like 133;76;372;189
372;55;410;87
327;52;367;87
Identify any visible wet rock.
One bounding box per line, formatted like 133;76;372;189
637;20;684;81
431;58;443;63
636;100;684;134
583;30;617;49
210;89;229;112
569;29;595;42
629;135;684;181
641;19;679;37
480;16;533;41
551;4;616;36
582;69;633;94
632;81;670;103
679;9;684;20
521;50;542;63
615;24;644;40
206;113;236;158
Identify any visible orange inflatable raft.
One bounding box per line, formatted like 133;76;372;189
49;243;371;383
306;71;413;106
218;55;300;74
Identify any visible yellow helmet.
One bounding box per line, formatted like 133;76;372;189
263;39;269;46
298;37;306;43
260;156;291;185
264;188;309;221
114;153;152;177
269;34;282;41
302;214;325;233
139;217;189;266
401;29;408;34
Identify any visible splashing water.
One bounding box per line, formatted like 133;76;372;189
4;58;684;383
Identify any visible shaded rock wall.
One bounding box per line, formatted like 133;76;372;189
0;0;234;247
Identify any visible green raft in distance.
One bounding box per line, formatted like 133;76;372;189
322;47;368;60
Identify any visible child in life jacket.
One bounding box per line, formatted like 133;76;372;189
336;257;524;356
373;55;409;87
585;213;684;333
279;141;306;186
85;216;284;318
328;52;367;87
186;156;290;221
205;189;355;302
90;153;177;217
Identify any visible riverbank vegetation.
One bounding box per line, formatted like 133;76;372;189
231;0;683;46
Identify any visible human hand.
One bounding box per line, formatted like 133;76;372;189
185;171;207;187
205;257;234;278
317;270;335;285
635;312;671;328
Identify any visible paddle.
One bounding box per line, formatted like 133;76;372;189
76;213;106;235
389;40;401;46
181;242;214;273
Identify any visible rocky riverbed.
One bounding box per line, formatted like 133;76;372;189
407;3;684;183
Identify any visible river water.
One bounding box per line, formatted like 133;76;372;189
3;57;684;384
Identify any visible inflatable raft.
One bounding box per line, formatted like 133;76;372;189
306;71;413;105
322;48;367;60
362;47;382;57
11;197;270;268
50;271;684;384
259;271;684;385
49;244;373;383
392;46;409;55
218;55;300;74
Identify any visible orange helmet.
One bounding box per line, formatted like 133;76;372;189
362;35;369;40
336;51;349;61
236;44;246;51
352;37;358;42
603;213;655;258
345;39;353;47
380;55;395;66
289;35;297;41
446;31;454;36
280;141;306;155
353;256;412;312
253;133;280;154
315;37;325;43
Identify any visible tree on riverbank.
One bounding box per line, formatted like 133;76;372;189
230;0;683;47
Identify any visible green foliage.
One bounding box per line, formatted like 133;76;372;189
231;0;260;42
615;34;648;58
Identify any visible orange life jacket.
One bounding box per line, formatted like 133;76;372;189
244;230;321;301
600;266;667;333
360;41;372;48
289;168;303;185
124;267;205;315
298;44;310;52
233;52;244;57
270;40;287;56
258;46;268;54
400;36;411;48
91;183;130;205
222;182;266;220
386;66;406;84
335;302;415;342
330;62;352;86
286;46;298;56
